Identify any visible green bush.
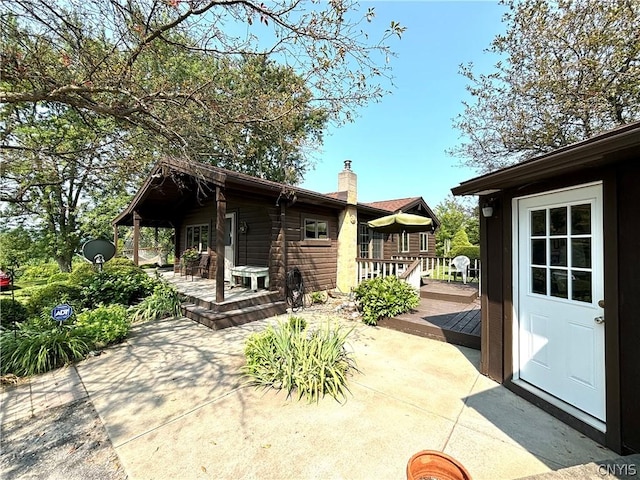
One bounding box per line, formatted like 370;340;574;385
129;282;182;323
353;275;420;326
449;245;480;261
25;282;84;317
68;262;97;285
0;318;91;376
19;263;61;281
81;270;155;308
75;304;130;347
243;319;356;403
0;298;29;328
47;272;70;284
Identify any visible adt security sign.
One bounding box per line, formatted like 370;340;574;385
51;304;73;322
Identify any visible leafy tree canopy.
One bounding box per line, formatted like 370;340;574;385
451;0;640;173
1;0;405;168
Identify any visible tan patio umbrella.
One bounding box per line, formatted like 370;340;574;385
367;212;433;233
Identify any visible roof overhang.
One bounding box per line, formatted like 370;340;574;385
451;121;640;196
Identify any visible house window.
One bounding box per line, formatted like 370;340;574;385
419;232;429;252
185;224;209;252
399;231;410;253
304;218;328;240
359;223;383;258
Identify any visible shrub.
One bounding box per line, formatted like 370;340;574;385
309;291;327;305
47;272;70;284
450;245;480;261
81;270;155;308
0;318;91;376
243;319;356;403
25;282;84;317
0;298;29;328
75;304;130;347
353;275;420;326
19;263;61;281
68;262;97;286
129;282;182;323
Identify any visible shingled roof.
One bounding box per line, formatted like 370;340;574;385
362;197;423;212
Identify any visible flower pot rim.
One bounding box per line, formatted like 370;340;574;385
406;449;472;480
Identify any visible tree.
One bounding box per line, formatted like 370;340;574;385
434;195;479;256
451;0;640;173
1;0;405;161
0;106;144;271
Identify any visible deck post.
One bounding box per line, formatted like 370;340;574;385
280;203;287;295
215;187;226;303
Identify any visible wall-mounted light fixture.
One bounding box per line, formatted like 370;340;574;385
239;221;249;234
482;198;497;218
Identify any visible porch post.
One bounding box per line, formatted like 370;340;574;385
113;224;119;256
215;187;226;303
133;211;141;266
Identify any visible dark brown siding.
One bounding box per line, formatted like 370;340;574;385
284;206;339;292
227;199;273;268
480;192;505;382
617;160;640;454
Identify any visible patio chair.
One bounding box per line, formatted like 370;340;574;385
187;254;210;280
450;255;471;284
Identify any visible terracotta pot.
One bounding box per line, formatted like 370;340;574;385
406;450;472;480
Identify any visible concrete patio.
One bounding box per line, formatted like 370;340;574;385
1;306;628;480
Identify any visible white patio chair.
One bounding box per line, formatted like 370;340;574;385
450;255;471;284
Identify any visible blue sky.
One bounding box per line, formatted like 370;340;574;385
300;0;507;207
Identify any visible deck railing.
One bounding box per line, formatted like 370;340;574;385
356;256;481;287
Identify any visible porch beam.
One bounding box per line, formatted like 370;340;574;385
133;211;141;266
215;187;226;303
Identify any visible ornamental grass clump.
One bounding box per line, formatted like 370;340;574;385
243;317;357;403
129;282;182;323
353;275;420;326
0;317;92;377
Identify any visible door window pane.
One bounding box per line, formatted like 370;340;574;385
571;238;591;268
550;239;567;266
572;271;592;303
550;207;567;235
531;210;546;236
550;269;569;299
571;204;591;234
532;267;546;295
531;239;546;265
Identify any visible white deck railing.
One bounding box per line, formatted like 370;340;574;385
356;256;481;287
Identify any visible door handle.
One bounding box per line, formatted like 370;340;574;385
594;316;605;324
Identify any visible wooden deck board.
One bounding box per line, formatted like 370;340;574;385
379;292;481;350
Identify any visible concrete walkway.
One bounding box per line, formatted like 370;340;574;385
1;311;629;479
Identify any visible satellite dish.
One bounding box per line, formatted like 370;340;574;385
82;239;116;270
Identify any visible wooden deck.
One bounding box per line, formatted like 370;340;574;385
378;281;481;349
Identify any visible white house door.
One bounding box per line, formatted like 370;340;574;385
224;213;235;281
516;184;605;422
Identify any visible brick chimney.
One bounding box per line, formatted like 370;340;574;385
338;159;357;204
336;160;358;293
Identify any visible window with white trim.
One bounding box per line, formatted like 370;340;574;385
399;231;410;253
185;224;209;252
419;232;429;252
304;218;328;239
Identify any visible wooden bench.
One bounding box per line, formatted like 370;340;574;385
230;266;269;292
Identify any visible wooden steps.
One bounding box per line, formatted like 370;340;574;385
420;281;478;304
182;299;287;330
